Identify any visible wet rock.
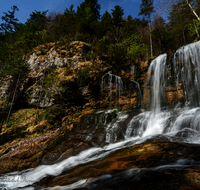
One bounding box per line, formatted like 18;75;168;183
76;167;200;190
0;131;59;174
37;140;200;188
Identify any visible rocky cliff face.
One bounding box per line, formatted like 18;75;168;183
0;41;147;173
0;40;190;180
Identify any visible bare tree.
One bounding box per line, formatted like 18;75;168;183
155;0;200;20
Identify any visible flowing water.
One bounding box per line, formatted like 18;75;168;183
101;71;123;105
2;41;200;189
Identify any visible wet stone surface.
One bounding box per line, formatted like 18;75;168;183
36;139;200;189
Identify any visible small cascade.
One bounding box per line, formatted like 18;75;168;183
125;112;150;138
130;80;143;108
101;71;123;106
84;109;118;141
172;41;200;106
105;112;128;143
130;64;143;108
130;65;135;79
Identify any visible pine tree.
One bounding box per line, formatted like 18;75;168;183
99;11;112;36
111;5;124;27
0;5;19;35
111;5;125;43
139;0;155;57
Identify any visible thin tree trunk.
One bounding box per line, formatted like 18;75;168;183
183;30;186;43
185;0;200;20
34;70;45;125
0;91;12;133
0;110;6;134
6;74;20;125
149;15;153;57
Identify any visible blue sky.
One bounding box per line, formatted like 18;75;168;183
0;0;143;24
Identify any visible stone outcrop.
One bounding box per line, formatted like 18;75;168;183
0;110;121;173
37;138;200;189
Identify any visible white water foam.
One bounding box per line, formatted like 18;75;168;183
2;41;200;189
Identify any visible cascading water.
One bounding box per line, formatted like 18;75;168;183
101;71;123;106
130;64;143;108
141;54;167;137
172;41;200;106
2;41;200;189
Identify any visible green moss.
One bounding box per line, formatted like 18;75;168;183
18;164;24;169
0;166;11;174
39;104;65;128
73;113;81;117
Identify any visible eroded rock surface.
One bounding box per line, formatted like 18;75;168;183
37;139;200;189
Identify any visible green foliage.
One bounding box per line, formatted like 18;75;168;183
76;67;90;87
0;5;19;34
95;33;148;65
166;0;196;51
39;104;65;128
77;0;101;21
74;32;89;42
138;0;154;17
0;42;28;78
44;70;59;89
43;69;68;103
0;0;199;76
99;11;112;36
188;19;200;37
111;5;124;27
14;10;49;53
126;34;149;60
74;112;82;117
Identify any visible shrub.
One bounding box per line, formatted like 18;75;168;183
76;67;90;87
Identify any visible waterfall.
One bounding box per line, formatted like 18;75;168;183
101;71;123;106
145;54;167;112
130;64;143;108
139;54;167;137
172;41;200;106
3;41;200;190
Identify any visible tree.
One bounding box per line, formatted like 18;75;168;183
14;10;49;53
124;15;138;36
139;0;155;57
156;0;200;20
99;11;112;37
53;5;76;41
151;15;166;54
75;0;101;42
167;0;196;48
0;5;19;35
111;5;124;27
0;42;28;132
77;0;101;21
111;5;125;43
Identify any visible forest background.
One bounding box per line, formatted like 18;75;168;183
1;0;200;74
0;0;200;128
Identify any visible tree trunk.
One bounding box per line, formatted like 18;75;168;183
6;74;20;125
149;15;153;57
185;0;200;21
